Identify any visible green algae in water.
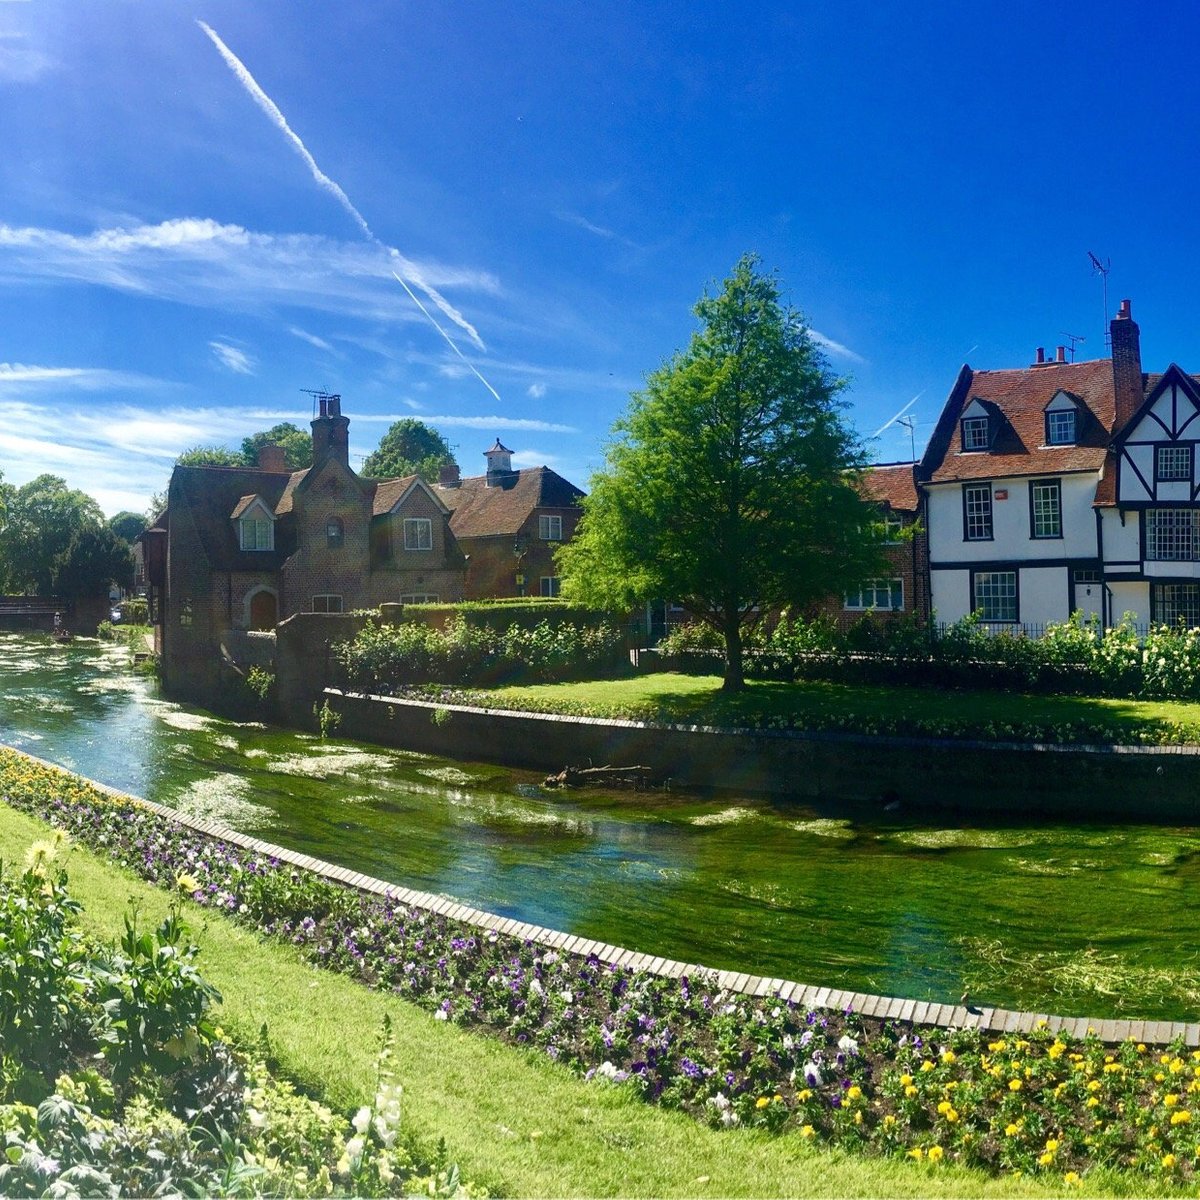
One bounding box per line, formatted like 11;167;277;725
6;630;1200;1022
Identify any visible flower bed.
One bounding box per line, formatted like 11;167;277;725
2;748;1198;1187
0;828;472;1198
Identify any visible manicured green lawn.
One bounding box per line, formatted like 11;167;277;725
0;800;1138;1199
459;672;1200;743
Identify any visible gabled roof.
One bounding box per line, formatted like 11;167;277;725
370;474;449;517
169;466;296;569
436;466;585;538
860;463;919;513
922;358;1117;484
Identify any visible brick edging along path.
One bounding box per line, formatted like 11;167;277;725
17;747;1200;1049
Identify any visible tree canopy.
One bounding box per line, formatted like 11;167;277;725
241;422;312;470
108;511;147;543
51;525;134;605
175;445;244;468
362;419;455;481
558;255;883;690
0;475;107;596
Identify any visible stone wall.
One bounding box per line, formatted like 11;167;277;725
326;690;1200;820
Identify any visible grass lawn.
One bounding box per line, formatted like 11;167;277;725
0;799;1145;1199
459;671;1200;743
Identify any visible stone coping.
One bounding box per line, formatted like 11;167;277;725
329;689;1200;758
13;746;1197;1049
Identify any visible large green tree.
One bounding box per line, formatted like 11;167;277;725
108;511;147;543
50;525;134;605
558;255;883;690
174;445;243;468
0;475;106;595
362;419;454;481
241;422;312;470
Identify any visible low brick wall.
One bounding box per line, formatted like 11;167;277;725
327;690;1200;820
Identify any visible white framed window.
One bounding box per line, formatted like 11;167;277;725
883;512;904;543
963;483;993;541
843;579;903;611
1030;479;1062;539
972;570;1017;622
239;516;273;551
540;576;561;598
1153;583;1200;626
539;514;563;541
1156;444;1193;483
1146;508;1200;561
403;517;432;551
961;416;989;451
312;594;343;614
1045;409;1076;446
400;593;439;604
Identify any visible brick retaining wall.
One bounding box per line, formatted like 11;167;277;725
326;690;1200;820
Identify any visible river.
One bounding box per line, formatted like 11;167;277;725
1;630;1197;1020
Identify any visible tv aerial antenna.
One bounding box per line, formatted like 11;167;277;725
300;388;339;415
873;394;922;462
1088;251;1111;347
897;414;918;462
1059;332;1086;361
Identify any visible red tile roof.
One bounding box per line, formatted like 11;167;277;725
860;463;919;513
923;358;1117;484
437;466;584;538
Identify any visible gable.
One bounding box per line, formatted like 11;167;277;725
1044;390;1079;413
1115;366;1200;504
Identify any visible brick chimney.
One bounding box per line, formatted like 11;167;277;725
257;443;287;472
1111;299;1143;431
438;462;461;488
310;392;350;468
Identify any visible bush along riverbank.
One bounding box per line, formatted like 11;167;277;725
0;831;475;1198
3;748;1200;1188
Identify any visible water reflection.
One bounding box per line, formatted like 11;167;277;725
0;631;1197;1019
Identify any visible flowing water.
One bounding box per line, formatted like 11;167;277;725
1;631;1197;1021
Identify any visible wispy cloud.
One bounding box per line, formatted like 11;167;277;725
554;211;637;249
0;32;54;83
288;325;335;353
198;19;495;372
810;330;865;365
0;362;165;394
209;340;256;375
0;218;499;325
527;382;546;399
354;412;577;434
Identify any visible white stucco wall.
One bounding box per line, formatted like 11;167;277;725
1108;580;1151;626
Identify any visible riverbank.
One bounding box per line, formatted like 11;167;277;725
0;761;1094;1199
326;684;1200;819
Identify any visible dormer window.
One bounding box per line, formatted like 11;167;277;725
1046;409;1076;445
232;495;275;552
961;416;989;451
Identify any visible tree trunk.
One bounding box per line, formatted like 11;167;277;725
721;620;745;691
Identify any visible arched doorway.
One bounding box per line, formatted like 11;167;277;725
248;589;278;630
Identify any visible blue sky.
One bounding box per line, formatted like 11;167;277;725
3;1;1200;515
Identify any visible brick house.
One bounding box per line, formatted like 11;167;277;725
820;462;929;627
147;395;466;704
434;440;586;600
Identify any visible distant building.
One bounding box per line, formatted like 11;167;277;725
435;439;585;600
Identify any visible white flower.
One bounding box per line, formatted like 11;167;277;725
803;1060;824;1087
560;989;574;1003
709;1092;730;1110
352;1106;371;1135
529;978;544;997
373;1114;397;1148
345;1135;365;1171
434;1009;448;1020
837;1034;859;1055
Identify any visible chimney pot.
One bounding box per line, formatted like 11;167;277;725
438;462;461;488
1111;300;1143;430
1056;346;1066;363
1035;347;1045;364
1118;298;1131;319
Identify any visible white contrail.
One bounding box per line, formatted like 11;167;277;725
197;20;493;368
872;393;921;438
197;21;372;241
393;271;501;403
